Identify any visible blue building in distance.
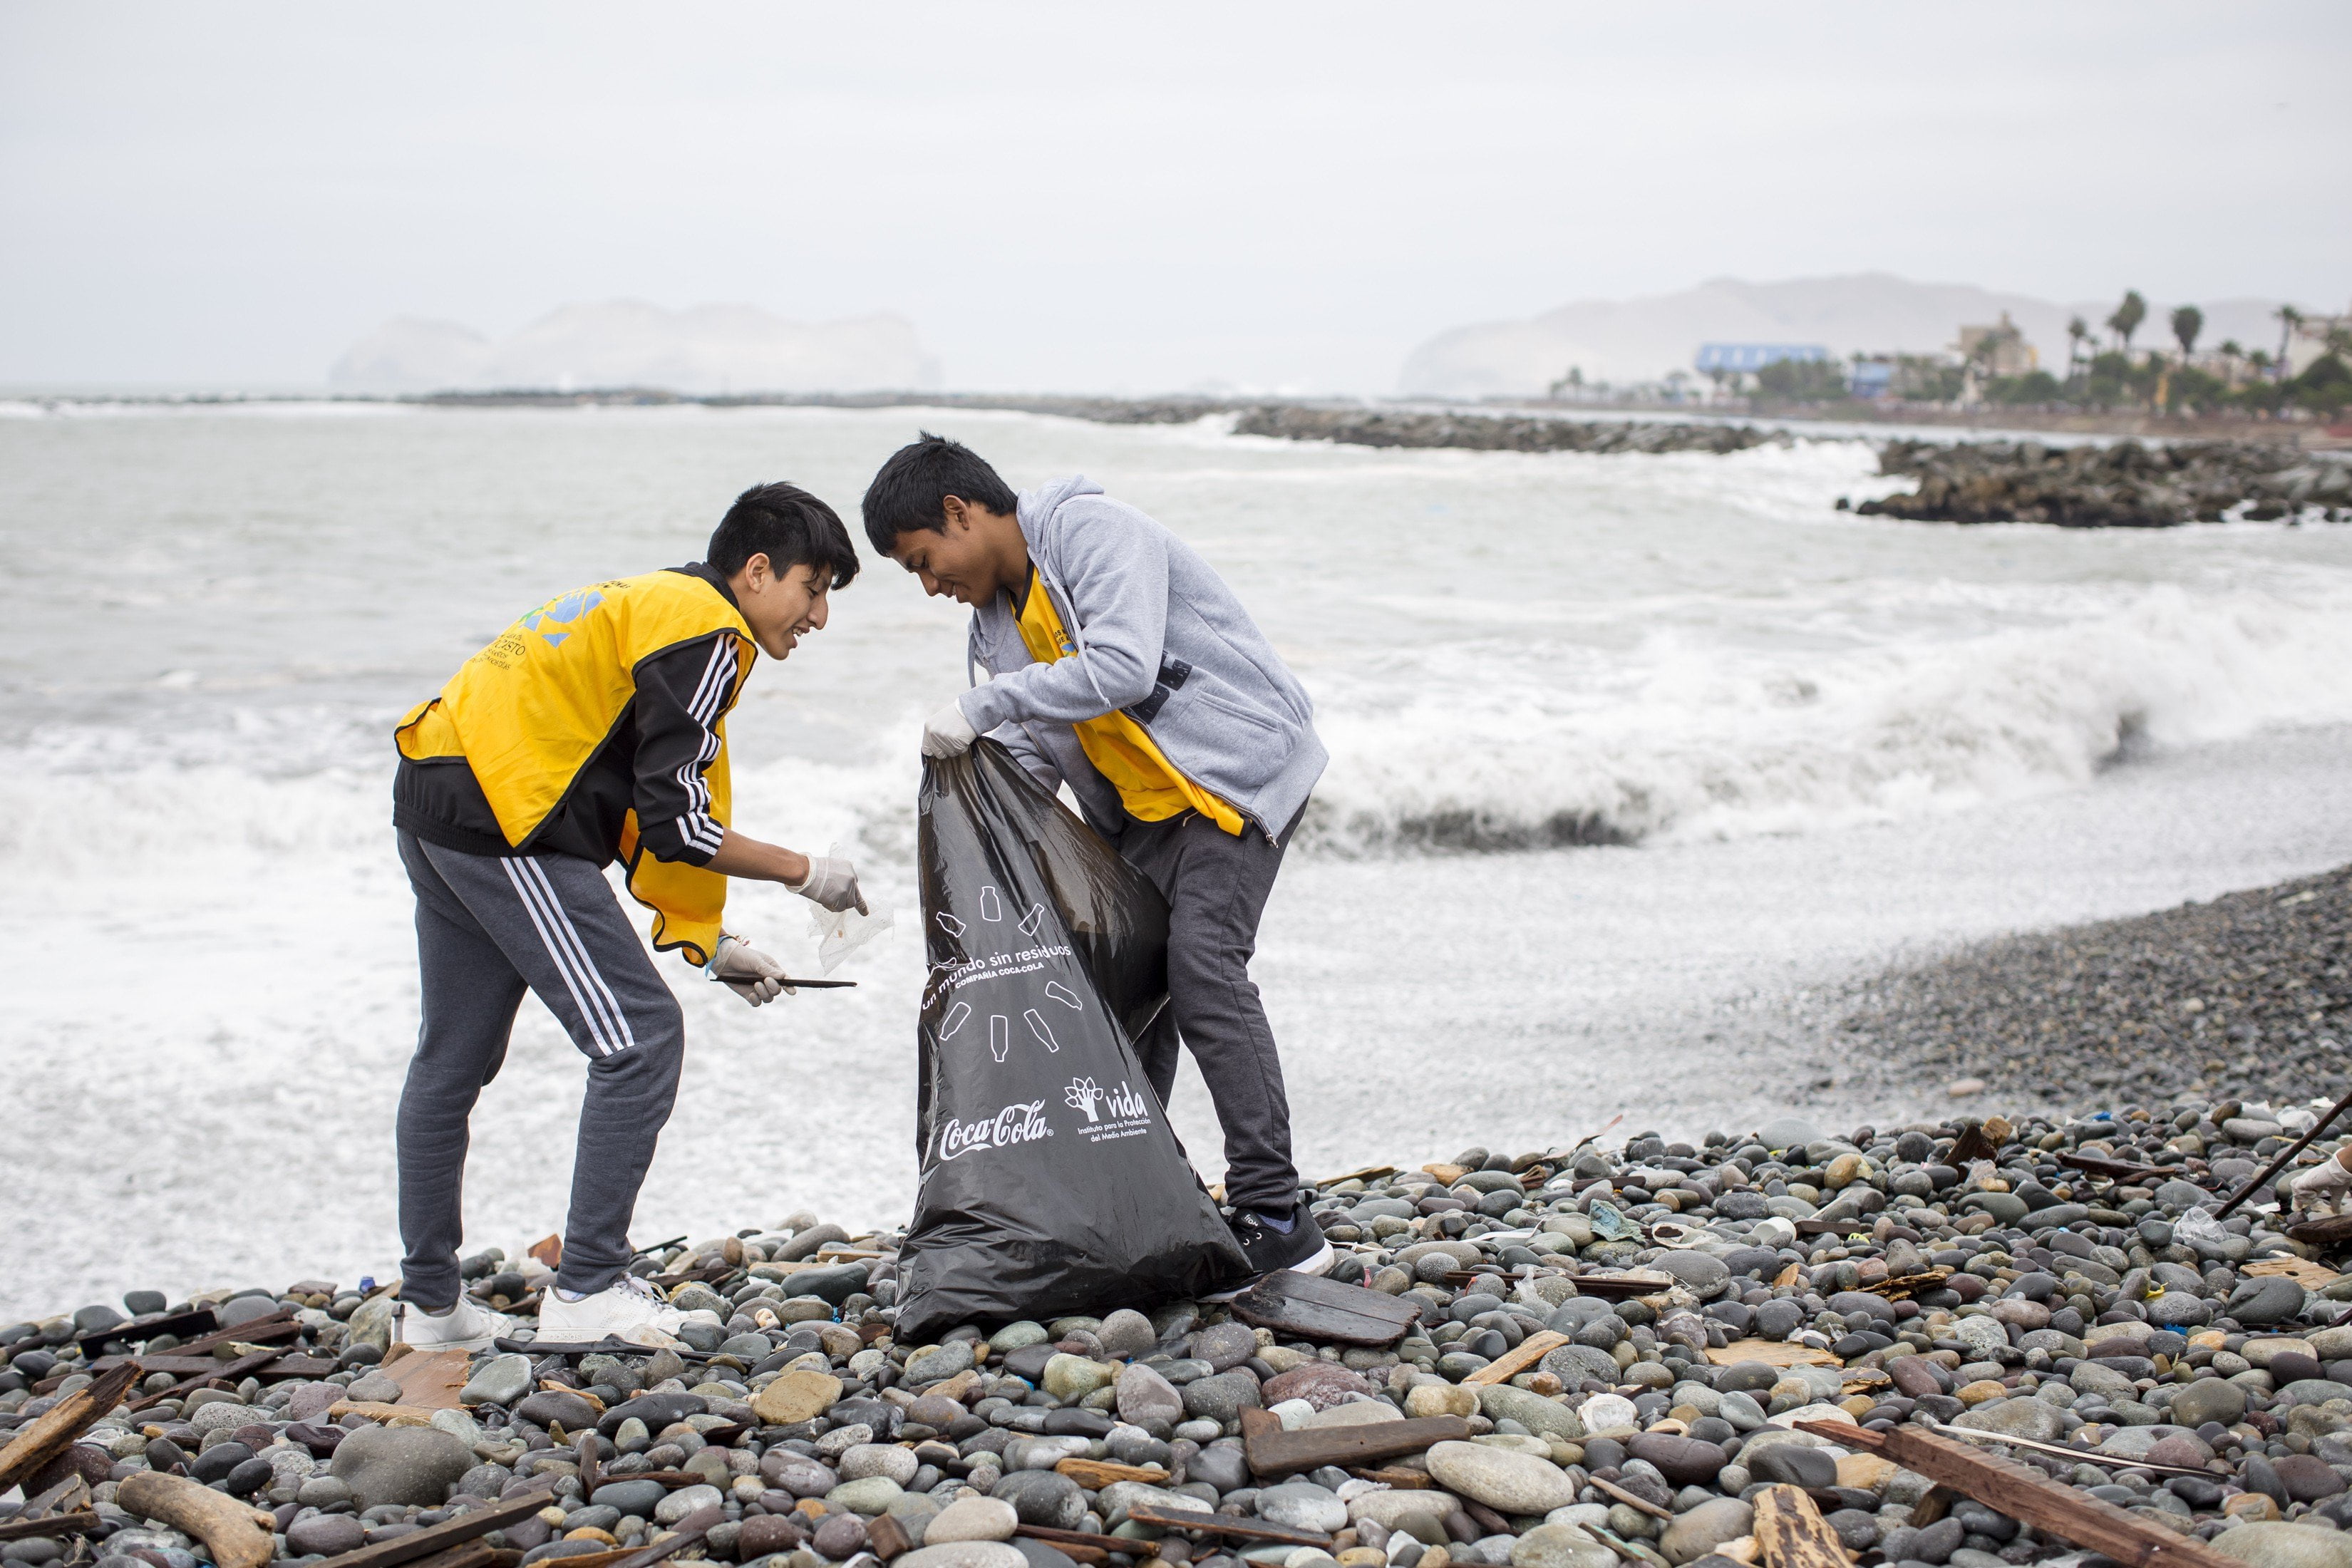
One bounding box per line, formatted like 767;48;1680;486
1694;343;1832;373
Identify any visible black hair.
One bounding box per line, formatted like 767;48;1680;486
708;482;861;588
860;431;1018;555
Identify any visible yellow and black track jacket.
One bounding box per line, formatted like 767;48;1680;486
393;563;754;965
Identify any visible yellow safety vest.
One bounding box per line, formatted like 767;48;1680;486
1014;569;1244;835
396;570;755;966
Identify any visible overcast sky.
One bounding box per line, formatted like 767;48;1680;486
3;2;2346;393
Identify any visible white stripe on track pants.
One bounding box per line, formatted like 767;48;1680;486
396;830;685;1308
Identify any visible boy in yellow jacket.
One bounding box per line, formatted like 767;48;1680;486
390;482;865;1348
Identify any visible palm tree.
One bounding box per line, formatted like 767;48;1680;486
2276;305;2304;383
2219;339;2244;386
2171;305;2203;361
2108;290;2147;355
2066;316;2090;381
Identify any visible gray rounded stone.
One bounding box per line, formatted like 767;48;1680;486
287;1515;366;1557
894;1546;1031;1568
992;1469;1088;1531
1425;1440;1578;1514
592;1479;668;1517
2171;1376;2249;1428
326;1423;475;1510
1660;1499;1753;1567
1095;1309;1155;1361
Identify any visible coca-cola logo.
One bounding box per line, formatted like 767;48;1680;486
933;1099;1053;1162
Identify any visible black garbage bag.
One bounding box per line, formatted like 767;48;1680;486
893;741;1246;1340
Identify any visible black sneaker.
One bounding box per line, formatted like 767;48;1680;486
1206;1204;1335;1300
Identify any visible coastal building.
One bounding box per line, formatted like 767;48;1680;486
1954;312;2037;376
1850;359;1895;400
1693;343;1831;374
2286;305;2351;377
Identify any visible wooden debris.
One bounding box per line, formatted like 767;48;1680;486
1859;1268;1955;1301
1590;1474;1674;1521
168;1311;299;1358
865;1514;913;1562
1126;1505;1331;1548
1056;1457;1171;1488
74;1306;219;1352
1319;1165;1401;1187
1423;1163;1470;1185
0;1361;138;1491
301;1486;556;1568
2058;1152;2185;1183
1752;1485;1852;1568
1463;1330;1570;1386
1229;1270;1423;1347
1795;1420;2233;1568
2244;1256;2343;1289
1922;1422;2212;1479
1705;1339;1840;1369
383;1347;473;1409
1565;1272;1678;1301
1773;1262;1801;1289
2286;1213;2352;1250
1949;1125;1998;1165
1239;1405;1471;1479
1348;1466;1433;1489
391;1544;502;1568
1014;1525;1117;1565
597;1506;722;1568
115;1472;276;1568
0;1512;100;1544
529;1234;564;1269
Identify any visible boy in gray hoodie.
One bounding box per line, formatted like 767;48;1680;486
864;433;1332;1285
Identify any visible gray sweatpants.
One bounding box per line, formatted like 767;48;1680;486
396;830;684;1308
1116;810;1300;1215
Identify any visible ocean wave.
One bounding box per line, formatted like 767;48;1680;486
4;579;2348;879
1296;582;2352;854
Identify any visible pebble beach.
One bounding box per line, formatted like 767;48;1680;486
15;1004;2352;1568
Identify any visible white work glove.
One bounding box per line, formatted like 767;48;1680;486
921;699;978;759
708;934;795;1006
789;855;868;915
2291;1152;2352;1217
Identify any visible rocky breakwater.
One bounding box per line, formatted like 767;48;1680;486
1229;407;1788;457
19;1100;2352;1568
1851;438;2351;528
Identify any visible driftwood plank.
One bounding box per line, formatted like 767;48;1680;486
128;1348;287;1413
1229;1271;1423;1347
1055;1457;1171;1487
2057;1151;2185;1183
76;1306;220;1353
167;1311;299;1358
0;1512;100;1543
1013;1525;1115;1565
1706;1339;1840;1369
1239;1405;1471;1479
1566;1272;1678;1301
1591;1475;1674;1521
1795;1421;2233;1568
308;1485;557;1568
114;1473;276;1568
1463;1330;1571;1386
1126;1505;1331;1547
1751;1485;1852;1568
0;1362;139;1491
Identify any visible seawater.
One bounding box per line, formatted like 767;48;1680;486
4;401;2351;1319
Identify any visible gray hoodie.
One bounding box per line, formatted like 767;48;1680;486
956;476;1326;840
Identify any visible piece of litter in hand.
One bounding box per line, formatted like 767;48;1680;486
810;903;893;974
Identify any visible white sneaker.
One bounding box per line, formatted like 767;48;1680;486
536;1274;690;1348
398;1296;515;1353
